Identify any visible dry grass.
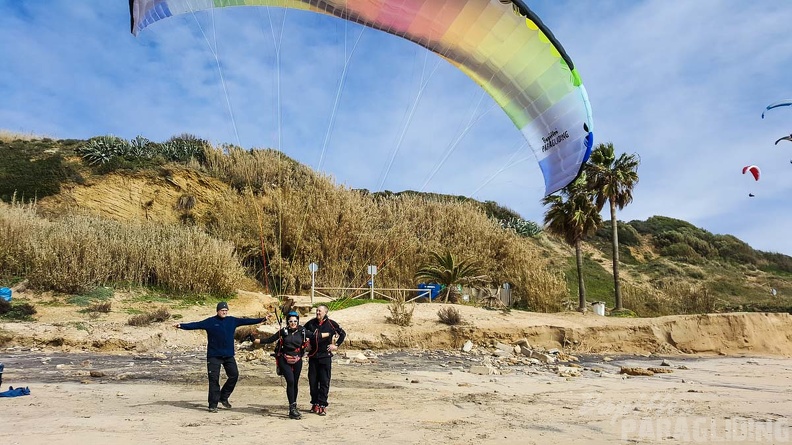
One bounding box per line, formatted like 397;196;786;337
0;130;45;142
2;144;569;308
386;294;414;327
87;301;112;314
127;307;170;326
0;201;245;295
437;306;462;325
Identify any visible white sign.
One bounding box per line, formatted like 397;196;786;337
367;265;377;275
308;262;319;273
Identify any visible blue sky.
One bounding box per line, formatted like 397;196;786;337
2;1;792;255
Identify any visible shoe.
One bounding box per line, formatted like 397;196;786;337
220;400;232;409
208;407;218;413
288;403;302;420
318;406;326;416
310;404;319;414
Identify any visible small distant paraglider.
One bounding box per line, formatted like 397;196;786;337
742;165;761;181
775;134;792;145
743;165;760;198
762;100;792;119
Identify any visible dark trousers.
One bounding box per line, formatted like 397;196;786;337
277;357;303;405
207;356;239;408
308;357;332;407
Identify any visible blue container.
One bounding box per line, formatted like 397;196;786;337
0;287;11;302
417;283;443;301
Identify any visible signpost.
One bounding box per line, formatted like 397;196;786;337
309;262;319;305
367;265;377;300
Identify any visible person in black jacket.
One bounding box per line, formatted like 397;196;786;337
256;311;315;419
175;301;266;412
304;304;346;416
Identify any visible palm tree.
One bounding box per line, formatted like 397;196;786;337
585;143;640;310
414;251;482;303
542;176;602;312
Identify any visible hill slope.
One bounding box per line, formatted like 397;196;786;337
2;134;792;315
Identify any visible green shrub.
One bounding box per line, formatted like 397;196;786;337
660;243;703;264
0;300;37;320
595;221;641;246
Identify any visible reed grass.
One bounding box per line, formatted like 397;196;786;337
0;201;244;295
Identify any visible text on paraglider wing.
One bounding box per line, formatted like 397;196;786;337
541;129;570;152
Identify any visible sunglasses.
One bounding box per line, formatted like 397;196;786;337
288;319;298;323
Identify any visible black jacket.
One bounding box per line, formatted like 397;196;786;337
304;317;346;360
262;326;313;357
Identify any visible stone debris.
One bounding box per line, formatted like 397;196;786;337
660;359;672;366
647;367;673;374
620;367;655;376
556;366;581;377
513;338;531;350
469;363;499;375
461;340;474;352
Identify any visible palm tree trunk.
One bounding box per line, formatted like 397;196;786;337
575;239;586;313
610;200;622;310
443;286;451;303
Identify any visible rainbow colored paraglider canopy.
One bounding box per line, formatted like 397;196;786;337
130;0;594;195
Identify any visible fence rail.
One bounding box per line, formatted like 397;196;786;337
314;287;431;303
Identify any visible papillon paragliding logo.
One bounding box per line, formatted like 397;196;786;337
742;165;760;198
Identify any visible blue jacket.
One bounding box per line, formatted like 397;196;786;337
179;315;264;358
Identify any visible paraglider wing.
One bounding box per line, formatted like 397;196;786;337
762;100;792;119
774;135;792;145
129;0;594;196
742;165;760;181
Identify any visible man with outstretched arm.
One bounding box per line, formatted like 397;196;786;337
175;301;266;413
304;304;346;416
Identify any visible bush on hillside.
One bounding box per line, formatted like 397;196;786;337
593;221;641;246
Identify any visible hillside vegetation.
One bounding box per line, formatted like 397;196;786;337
2;133;791;317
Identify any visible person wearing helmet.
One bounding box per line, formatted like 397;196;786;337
175;301;267;413
256;311;316;419
304;304;346;416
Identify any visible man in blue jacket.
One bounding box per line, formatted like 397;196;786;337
176;301;266;412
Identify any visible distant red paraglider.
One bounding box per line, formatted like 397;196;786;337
742;165;761;181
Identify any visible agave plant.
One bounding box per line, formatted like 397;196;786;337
500;217;542;237
77;135;130;165
164;134;209;163
129;135;155;159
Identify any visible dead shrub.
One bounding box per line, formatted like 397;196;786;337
88;301;112;314
386;295;414;327
437;306;462;325
621;282;675;317
127;307;170;326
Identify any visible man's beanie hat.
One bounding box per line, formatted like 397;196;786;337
216;301;229;311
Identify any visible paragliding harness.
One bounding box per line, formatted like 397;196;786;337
307;318;340;359
273;327;309;373
271;309;309;375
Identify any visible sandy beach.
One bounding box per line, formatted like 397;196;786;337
2;291;792;444
2;350;791;445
